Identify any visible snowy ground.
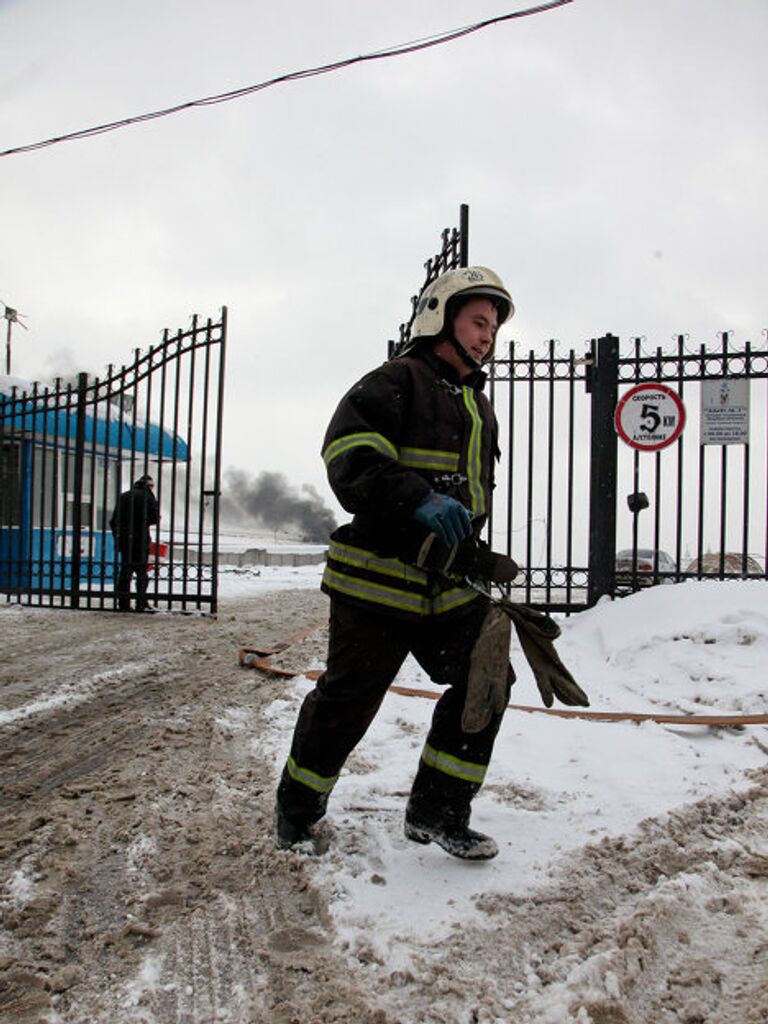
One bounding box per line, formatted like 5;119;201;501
0;566;766;1023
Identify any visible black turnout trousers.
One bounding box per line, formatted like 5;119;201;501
277;596;512;827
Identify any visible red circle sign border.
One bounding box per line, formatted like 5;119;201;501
614;382;686;452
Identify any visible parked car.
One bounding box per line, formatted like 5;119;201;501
615;548;677;590
685;553;763;576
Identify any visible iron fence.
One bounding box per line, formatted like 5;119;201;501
0;310;227;613
388;204;468;358
489;340;593;611
490;331;768;611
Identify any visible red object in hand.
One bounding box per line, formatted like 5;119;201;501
147;541;168;572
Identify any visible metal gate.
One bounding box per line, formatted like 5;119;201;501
392;206;768;612
491;332;768;611
388;205;468;358
488;338;593;611
0;309;227;613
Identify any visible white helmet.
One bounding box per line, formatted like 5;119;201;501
401;265;514;363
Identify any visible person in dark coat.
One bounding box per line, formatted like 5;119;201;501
275;266;517;860
110;475;159;612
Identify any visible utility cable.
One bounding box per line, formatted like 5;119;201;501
1;1;574;158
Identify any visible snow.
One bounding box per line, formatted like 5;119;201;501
2;561;765;1020
236;570;767;971
122;953;163;1010
0;657;177;728
218;560;326;596
205;526;328;556
5;866;36;907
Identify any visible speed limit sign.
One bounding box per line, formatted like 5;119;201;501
614;383;686;451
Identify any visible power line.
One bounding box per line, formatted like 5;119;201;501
0;1;574;159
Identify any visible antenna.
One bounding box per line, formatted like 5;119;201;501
1;301;29;375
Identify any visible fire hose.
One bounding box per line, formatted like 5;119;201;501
238;620;768;728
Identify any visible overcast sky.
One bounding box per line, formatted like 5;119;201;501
2;0;766;512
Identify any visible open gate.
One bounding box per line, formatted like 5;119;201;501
0;309;227;614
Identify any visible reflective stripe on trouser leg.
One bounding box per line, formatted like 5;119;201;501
276;599;411;825
419;742;488;785
284;755;339;795
277;752;338;826
406;602;512;818
406;691;508;820
276;755;340;827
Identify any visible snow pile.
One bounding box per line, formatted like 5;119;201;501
219;560;325;597
258;580;767;981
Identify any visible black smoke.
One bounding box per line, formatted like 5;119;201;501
221;468;337;542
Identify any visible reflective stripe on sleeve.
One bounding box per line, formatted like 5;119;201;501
285;756;339;794
323;432;399;467
399;446;460;472
420;743;488;784
429;586;481;615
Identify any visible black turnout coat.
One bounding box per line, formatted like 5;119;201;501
321;348;498;621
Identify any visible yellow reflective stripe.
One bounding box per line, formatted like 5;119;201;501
323;432;398;467
421;743;488;784
431;586;481;615
462;388;485;515
323;566;480;617
323;436;460;473
286;756;339;794
399;446;459;472
328;539;428;585
323;566;426;613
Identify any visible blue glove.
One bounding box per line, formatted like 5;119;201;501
412;493;472;548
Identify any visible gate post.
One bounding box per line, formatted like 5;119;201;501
459;204;469;267
69;372;89;609
586;334;619;606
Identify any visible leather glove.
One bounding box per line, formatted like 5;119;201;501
463;604;515;733
500;600;589;708
453;544;520;584
413;534;519;583
412;492;472;548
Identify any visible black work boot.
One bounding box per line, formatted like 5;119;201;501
274;807;314;851
404;801;498;861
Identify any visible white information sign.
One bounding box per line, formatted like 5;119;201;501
700;378;750;446
614;383;686;452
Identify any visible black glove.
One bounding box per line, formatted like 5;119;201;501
414;534;519;584
454;544;520;584
500;600;589;708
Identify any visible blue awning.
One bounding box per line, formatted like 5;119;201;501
0;396;189;461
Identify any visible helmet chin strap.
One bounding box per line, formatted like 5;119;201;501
448;333;482;371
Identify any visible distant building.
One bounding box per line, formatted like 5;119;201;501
0;375;187;592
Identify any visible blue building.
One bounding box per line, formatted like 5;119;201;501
0;375;188;594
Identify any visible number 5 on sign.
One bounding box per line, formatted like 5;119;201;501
639;403;661;434
615;383;686;452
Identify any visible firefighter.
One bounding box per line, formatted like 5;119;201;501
275;266;516;859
